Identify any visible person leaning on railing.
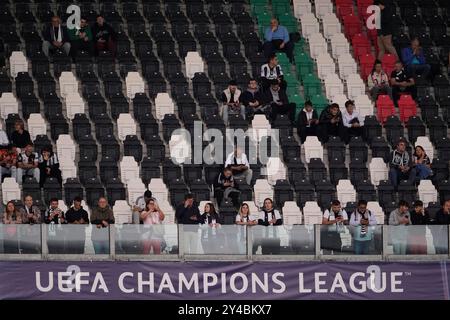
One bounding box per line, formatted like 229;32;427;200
65;197;89;254
90;197;114;254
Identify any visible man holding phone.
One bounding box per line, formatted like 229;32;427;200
389;200;411;255
176;194;202;253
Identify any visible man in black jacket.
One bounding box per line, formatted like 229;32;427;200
42;16;71;58
240;79;265;119
433;199;450;254
263;80;296;123
175;194;202;254
92;14;117;56
297;100;319;143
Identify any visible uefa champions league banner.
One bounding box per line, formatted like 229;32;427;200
0;261;449;300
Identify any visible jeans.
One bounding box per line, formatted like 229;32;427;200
415;164;432;179
221;104;246;124
407;64;431;79
0;166;17;183
354;240;370;255
17;167;40;185
233;168;253;185
389;167;416;188
93;241;109;254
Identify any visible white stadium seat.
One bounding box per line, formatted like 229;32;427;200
58;158;77;183
331;94;349;114
148;178;169;202
354;95;374;122
300;13;320;39
369;158;389;186
418;180;438;207
159;200;175;224
254;179;273;208
9;51;28;78
338;54;358;80
336;179;357;207
65;92;85;119
367;201;385;224
293;0;312;18
324;73;344;100
315;0;333;19
322;13;341;40
28;113;47;140
120;156;140;185
117;113;137;141
185;51;205;79
56;134;76;162
251;115;271;141
330;33;350;59
282;201;302;225
0;92;19;119
303;201;323;225
309;33;328;59
113;200;132;224
316;52;335;80
127;178;146;206
266;158;287;186
125;72;145;99
2;177;21;204
59;71;78;98
303;136;324;163
346;74;367;100
155;93;175;120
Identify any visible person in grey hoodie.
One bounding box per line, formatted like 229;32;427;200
389;200;412;255
388;139;416;189
90;197;114;254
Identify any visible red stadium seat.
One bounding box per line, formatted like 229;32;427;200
357;0;374;22
398;94;417;122
352;33;371;58
342;14;362;40
376;94;396;124
359;53;376;79
382;54;396;76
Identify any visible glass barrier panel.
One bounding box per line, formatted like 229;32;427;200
181;224;247;255
250;225;315;255
114;224;179;255
0;224;42;254
320;225;383;255
45;224;92;255
385;225;449;255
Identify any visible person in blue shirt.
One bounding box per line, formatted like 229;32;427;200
263;18;294;62
401;37;431;79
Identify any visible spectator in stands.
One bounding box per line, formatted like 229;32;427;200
17;143;40;185
263;18;294;63
65;197;89;254
38;146;62;188
401;37;431;79
68;17;94;58
388;200;411;255
260;54;286;92
368;60;392;101
263;80;296;123
388;139;416;189
1;201;23;253
224;146;253;185
133;190;154;223
44;198;66;254
434;199;450;254
374;0;398;61
42;16;71;58
408;200;429;254
0;126;9;147
91;14;117;56
20;195;41;224
0;144;18;183
10;120;31;149
200;203;221;226
321;200;348;253
240;79;265;119
413;146;432;180
175;194;201;253
297;100;319;143
342;100;363;143
235;203;257;225
258;198;282;226
220;80;246;124
390;61;416;106
350;200;377;255
318;103;345;143
216;167;241;208
90;197;115;254
141;198;165;254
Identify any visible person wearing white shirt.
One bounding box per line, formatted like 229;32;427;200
0;129;9;147
349;200;378;255
342;100;363;143
321;200;348;253
224;147;253;185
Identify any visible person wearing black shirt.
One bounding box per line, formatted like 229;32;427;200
318;103;345;143
255;198;282;254
91;14;117;56
199;203;224;254
374;0;398;61
433;200;450;254
65;197;89;254
216;167;241;208
297;100;319;143
42;16;71;58
408;200;430;254
263;80;296;123
390;61;416;106
175;194;202;254
240;79;266;119
10;120;31;149
38;146;62;188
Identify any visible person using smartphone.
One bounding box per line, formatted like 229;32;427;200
389;200;412;255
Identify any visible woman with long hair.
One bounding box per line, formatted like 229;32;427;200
367;60;393;101
413;146;432;180
235;203;257;225
140;198;165;254
1;201;23;253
